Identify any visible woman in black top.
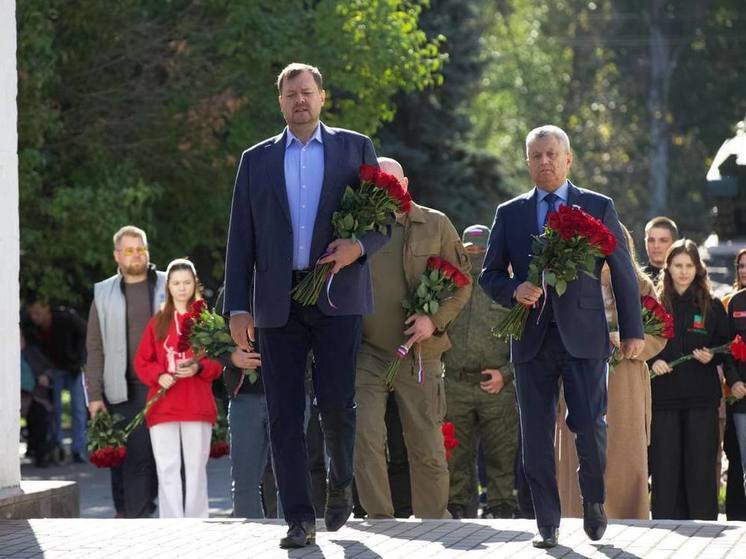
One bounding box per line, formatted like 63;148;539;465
648;239;731;520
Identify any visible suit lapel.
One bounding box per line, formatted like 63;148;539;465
318;123;340;213
313;124;342;234
266;132;291;225
527;188;540;236
566;181;581;209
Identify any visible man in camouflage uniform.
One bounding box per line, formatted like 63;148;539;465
444;224;519;519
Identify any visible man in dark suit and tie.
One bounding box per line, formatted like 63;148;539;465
480;125;644;548
224;63;389;548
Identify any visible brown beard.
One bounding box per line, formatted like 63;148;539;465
121;262;147;277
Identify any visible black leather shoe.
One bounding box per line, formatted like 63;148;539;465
532;526;559;549
583;502;607;541
279;521;316;549
324;486;352;531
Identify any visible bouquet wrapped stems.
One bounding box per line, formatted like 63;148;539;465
123;386;167;438
290;262;334;307
492;304;532;341
384;343;412;389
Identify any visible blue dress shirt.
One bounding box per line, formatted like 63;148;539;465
285;126;325;270
535;180;569;232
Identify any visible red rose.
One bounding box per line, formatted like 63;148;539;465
642;296;658;311
210;440;230;459
731;335;746;362
452;270;471;288
442;422;460;460
90;445;127;468
427;256;444;271
190;299;206;317
440;261;457;279
398;195;412;213
359;164;380;183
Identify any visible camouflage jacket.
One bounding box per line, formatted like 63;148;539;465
443;257;513;382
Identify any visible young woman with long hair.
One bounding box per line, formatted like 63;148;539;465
134;258;222;518
648;239;731;519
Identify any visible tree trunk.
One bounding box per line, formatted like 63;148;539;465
648;0;671;218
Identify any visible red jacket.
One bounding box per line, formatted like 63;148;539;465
134;312;222;427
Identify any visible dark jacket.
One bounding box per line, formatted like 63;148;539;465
649;289;731;410
725;288;746;414
26;307;87;373
479;182;643;363
223;123;388;327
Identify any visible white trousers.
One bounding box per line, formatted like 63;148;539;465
149;421;212;518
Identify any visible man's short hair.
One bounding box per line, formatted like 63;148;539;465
277;63;323;93
525;125;571;157
113;225;148;248
644;216;679;239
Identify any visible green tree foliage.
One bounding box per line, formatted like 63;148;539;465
473;0;746;247
376;0;509;231
18;0;441;305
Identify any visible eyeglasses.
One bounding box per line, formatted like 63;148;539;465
117;247;148;256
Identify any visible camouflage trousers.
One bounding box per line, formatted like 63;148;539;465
445;372;519;509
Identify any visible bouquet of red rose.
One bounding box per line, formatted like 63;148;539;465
609;295;674;369
442;422;460;460
86;386;168;468
291;164;412;306
181;300;257;386
383;256;471;389
87;411;128;468
493;205;617;340
652;334;746;379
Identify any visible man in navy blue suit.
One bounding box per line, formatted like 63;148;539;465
480;125;644;548
223;63;389;548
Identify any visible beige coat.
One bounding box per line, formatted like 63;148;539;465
555;273;666;519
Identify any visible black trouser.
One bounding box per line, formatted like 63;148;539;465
259;302;361;524
385;392;413;518
306;401;328;518
724;409;746;520
26;399;50;464
650;406;719;520
514;323;608;528
110;382;158;518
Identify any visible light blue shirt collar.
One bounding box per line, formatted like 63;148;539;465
535;180;569;203
286;125;323;148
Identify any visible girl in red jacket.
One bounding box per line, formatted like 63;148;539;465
135;258;222;518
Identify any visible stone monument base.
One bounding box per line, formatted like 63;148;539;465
0;480;78;519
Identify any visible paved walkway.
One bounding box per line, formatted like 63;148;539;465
1;517;745;558
13;438;746;557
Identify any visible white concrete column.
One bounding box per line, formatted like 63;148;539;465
0;0;19;490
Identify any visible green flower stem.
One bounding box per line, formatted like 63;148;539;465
651;341;733;379
492;304;530;340
290;262;334;306
123;386;167;439
384;359;402;390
